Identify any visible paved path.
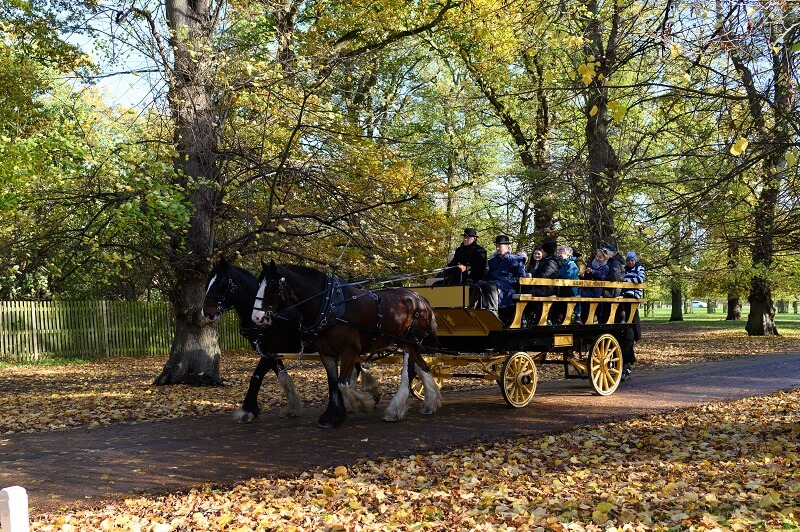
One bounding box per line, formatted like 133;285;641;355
2;352;798;515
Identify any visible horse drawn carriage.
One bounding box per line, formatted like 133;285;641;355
204;259;645;427
406;278;646;407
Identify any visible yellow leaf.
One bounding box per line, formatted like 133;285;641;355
334;465;348;477
589;105;599;117
785;151;797;166
730;137;748;156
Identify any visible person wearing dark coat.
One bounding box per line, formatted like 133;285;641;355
524;240;562;326
619;251;645;381
442;228;487;285
476;235;526;324
530;240;561;296
597;244;625;324
602;244;625;297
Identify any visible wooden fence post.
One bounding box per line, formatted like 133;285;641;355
0;485;29;532
101;301;111;359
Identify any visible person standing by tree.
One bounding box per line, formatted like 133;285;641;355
620;251;645;381
442;228;487;285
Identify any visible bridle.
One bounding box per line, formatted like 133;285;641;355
205;275;238;320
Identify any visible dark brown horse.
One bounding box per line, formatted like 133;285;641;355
252;261;441;428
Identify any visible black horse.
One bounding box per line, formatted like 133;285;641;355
203;258;380;423
202;257;305;422
252;261;441;428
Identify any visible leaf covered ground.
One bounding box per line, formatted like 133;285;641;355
29;390;800;531
1;322;798;531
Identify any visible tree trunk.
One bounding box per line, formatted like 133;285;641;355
745;276;778;336
726;297;741;320
154;0;223;384
669;288;683;321
583;0;620;248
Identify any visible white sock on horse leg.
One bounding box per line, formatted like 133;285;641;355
277;371;304;418
416;363;442;415
338;383;376;413
384;352;410;422
359;368;382;402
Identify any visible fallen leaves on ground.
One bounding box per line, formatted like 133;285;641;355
0;323;797;435
29;389;800;531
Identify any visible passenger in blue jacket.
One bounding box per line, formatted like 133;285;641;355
479;235;526;324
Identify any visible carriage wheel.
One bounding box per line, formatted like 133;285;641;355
500;352;538;408
410;372;444;401
589;334;623;396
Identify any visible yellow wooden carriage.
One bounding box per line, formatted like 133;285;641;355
407;278;646;407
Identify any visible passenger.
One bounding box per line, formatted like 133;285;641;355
524;240;561;326
599;244;625;323
601;244;625;297
553;245;579;324
580;249;609;324
525;246;543;276
477;235;526;325
530;240;560;294
619;251;645;381
441;228;487;286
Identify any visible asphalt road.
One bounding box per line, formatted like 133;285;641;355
2;351;798;515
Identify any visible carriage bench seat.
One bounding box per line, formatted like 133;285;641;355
513;278;646;329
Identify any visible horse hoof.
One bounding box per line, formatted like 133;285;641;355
233;408;255;424
279;407;303;418
420;408;436;415
382;415;401;422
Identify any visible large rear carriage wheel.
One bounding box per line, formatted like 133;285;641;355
589;334;622;396
500;351;538;407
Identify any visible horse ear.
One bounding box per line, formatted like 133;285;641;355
269;259;278;274
218;255;228;266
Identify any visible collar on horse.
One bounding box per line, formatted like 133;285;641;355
299;274;346;336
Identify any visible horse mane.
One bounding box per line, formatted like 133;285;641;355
281;263;331;283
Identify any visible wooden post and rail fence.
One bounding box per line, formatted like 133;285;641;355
0;300;249;363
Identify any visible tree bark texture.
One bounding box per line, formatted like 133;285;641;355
155;0;223;384
583;0;620;249
726;297;741;321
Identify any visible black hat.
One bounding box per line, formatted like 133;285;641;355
463;228;478;238
541;240;557;255
494;234;511;245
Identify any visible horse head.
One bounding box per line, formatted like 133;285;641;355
252;259;286;326
203;256;238;321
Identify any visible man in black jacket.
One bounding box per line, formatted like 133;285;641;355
599;244;625;323
442;228;487;285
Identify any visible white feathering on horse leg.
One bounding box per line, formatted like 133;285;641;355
359;367;382;404
383;352;410;422
277;371;304;418
338;383;377;413
232;408;255;424
417;363;442;415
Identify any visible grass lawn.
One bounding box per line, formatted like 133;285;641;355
643;306;800;334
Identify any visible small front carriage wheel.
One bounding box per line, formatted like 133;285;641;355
589;334;623;396
410;372;444;401
500;351;538;408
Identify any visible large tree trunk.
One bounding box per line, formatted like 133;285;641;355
669;288;683;321
583;0;620;248
154;0;223;384
726;297;742;320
